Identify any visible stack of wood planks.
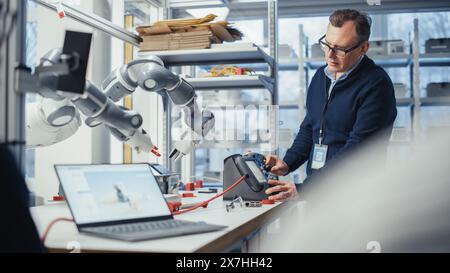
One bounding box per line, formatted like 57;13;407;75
136;14;243;51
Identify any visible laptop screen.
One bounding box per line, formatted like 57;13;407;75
55;164;172;225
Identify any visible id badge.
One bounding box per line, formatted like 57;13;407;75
311;144;328;170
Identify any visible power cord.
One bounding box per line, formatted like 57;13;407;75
41;217;74;244
173;174;249;216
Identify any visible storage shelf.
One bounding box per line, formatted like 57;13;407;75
419;53;450;67
278;58;301;71
280;99;413;108
198;141;275;149
138;45;274;67
204;102;272;108
279;53;450;70
226;61;299;71
304;54;412;69
420;97;450;106
369;54;412;67
249;53;450;71
151;45;278;156
396;97;415;106
296;19;450;151
279;101;303;109
185;75;274;94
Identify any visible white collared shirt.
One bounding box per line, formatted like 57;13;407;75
324;56;364;98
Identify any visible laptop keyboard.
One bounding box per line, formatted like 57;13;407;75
85;219;201;235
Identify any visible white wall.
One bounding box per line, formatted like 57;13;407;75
30;1;96;202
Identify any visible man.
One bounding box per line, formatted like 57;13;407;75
265;9;397;201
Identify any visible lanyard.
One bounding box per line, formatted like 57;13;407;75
319;78;334;145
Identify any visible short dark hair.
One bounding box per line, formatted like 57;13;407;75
329;9;372;42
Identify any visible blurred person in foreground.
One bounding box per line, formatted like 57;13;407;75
259;127;450;253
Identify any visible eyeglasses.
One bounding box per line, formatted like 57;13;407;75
318;35;364;58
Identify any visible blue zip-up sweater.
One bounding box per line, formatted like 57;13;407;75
283;55;397;177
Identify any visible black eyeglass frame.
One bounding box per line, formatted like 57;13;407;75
318;35;365;57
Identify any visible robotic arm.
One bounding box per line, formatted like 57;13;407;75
27;50;212;160
102;56;215;161
71;81;159;155
26;97;81;148
26;49;159;156
26;48;82;148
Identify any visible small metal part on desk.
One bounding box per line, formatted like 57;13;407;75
244;201;262;208
226;196;244;212
169;181;180;195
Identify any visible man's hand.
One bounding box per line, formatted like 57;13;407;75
265;180;298;202
265;155;289;176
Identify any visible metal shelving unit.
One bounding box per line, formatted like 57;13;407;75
397;97;415;106
282;26;419;141
274;55;413;71
412;20;450;140
301;52;417;146
419;53;450;67
198;142;275;149
303;54;413;70
138;1;279;178
294;27;418;147
418;52;450;106
138;43;277;111
185;75;275;94
420;97;450;106
294;18;450;145
301;55;414;99
138;46;276;98
138;45;275;67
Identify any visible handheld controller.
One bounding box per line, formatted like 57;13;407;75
223;153;278;201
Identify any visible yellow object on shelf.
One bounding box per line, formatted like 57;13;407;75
206;65;255;77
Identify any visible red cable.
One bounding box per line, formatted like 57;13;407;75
41;218;74;244
173;174;248;216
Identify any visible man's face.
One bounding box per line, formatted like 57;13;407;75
323;21;369;73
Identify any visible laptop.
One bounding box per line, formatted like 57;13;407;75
54;164;226;242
